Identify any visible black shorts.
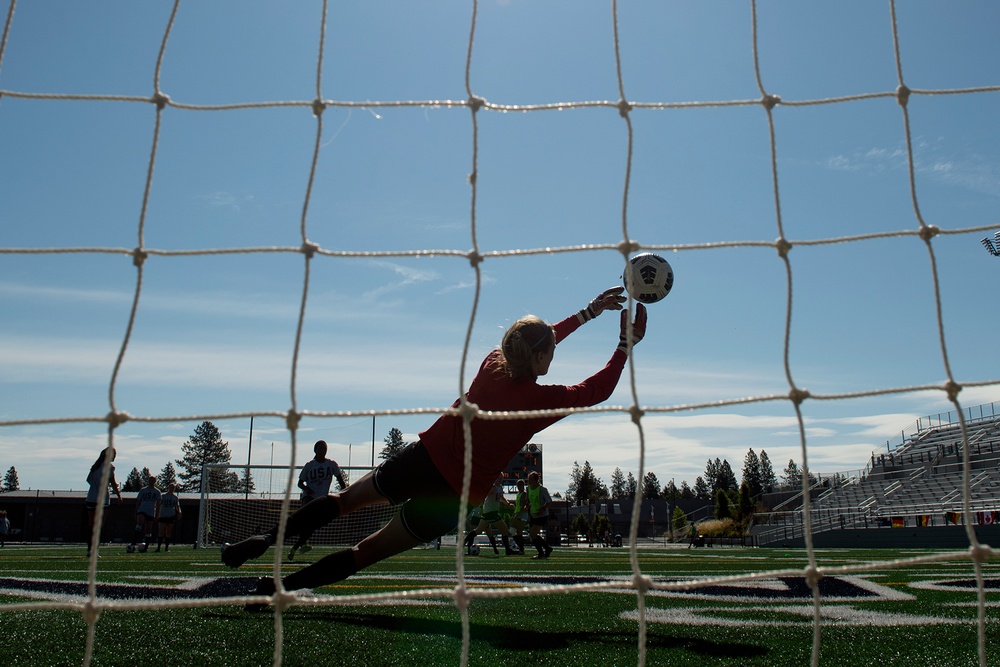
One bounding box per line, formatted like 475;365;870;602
158;515;176;525
529;516;548;528
373;441;462;543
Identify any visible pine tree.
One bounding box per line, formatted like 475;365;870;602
759;450;777;493
238;466;256;495
158;461;178;489
176;421;238;492
714;489;732;520
575;461;607;503
741;448;763;498
663;478;678;501
717;459;738;492
782;459;802;490
641;471;661;499
610;467;627;499
693;475;711;500
672;505;688;532
123;467;144;492
625;472;637;499
379;427;406;460
703;458;720;492
738;480;755;521
3;466;19;492
566;461;582;502
679;480;694;499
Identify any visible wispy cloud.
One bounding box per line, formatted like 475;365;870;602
826;137;1000;197
362;260;440;300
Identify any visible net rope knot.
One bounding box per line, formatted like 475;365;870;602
775;237;792;259
617;240;641;256
788;388;810;406
632;573;652;594
761;93;781;110
285;410;301;432
945;381;962;402
301;241;319;259
628;404;644;424
311;98;326;117
272;590;296;612
919;224;940;242
803;565;822;590
896;84;911;107
131;247;148;267
82;600;101;625
454;583;471;612
969;543;992;564
617;99;633;117
456;399;479;423
105;410;129;428
467;250;483;268
468;95;485;113
151;92;170;110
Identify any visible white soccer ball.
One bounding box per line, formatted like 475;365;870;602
624;252;674;304
469;545;480;556
125;543;135;553
138;543;148;553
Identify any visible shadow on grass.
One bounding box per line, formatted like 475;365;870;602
245;609;771;659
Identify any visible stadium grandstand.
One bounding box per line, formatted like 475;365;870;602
754;400;1000;548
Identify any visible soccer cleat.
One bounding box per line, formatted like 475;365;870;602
299;544;312;554
221;534;273;569
245;577;276;613
287;549;296;562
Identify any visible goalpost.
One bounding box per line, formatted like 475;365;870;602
196;463;400;549
2;1;999;667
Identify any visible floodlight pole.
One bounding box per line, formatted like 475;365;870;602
245;415;254;500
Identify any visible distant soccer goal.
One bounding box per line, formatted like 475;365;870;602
196;463;398;549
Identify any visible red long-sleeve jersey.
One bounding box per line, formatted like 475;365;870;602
420;315;627;503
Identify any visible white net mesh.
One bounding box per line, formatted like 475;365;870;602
197;463;398;549
2;1;1000;666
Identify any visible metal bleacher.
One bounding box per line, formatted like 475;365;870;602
753;401;1000;544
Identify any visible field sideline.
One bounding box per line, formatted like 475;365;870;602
0;543;997;666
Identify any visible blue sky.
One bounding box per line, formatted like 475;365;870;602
1;1;999;497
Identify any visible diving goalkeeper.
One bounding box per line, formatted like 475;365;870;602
221;286;647;607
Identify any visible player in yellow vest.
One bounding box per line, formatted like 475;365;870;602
526;471;553;559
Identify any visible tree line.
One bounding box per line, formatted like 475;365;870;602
3;423;815;503
565;448;813;504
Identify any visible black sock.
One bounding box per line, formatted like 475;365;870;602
532;535;546;555
269;495;340;542
283;548;358;592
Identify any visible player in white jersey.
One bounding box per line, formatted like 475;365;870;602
289;440;347;561
155;482;182;552
132;475;161;551
85;446;122;558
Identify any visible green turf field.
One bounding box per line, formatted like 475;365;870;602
0;543;997;666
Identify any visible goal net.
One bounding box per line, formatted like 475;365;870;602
2;1;999;667
197;463;399;549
